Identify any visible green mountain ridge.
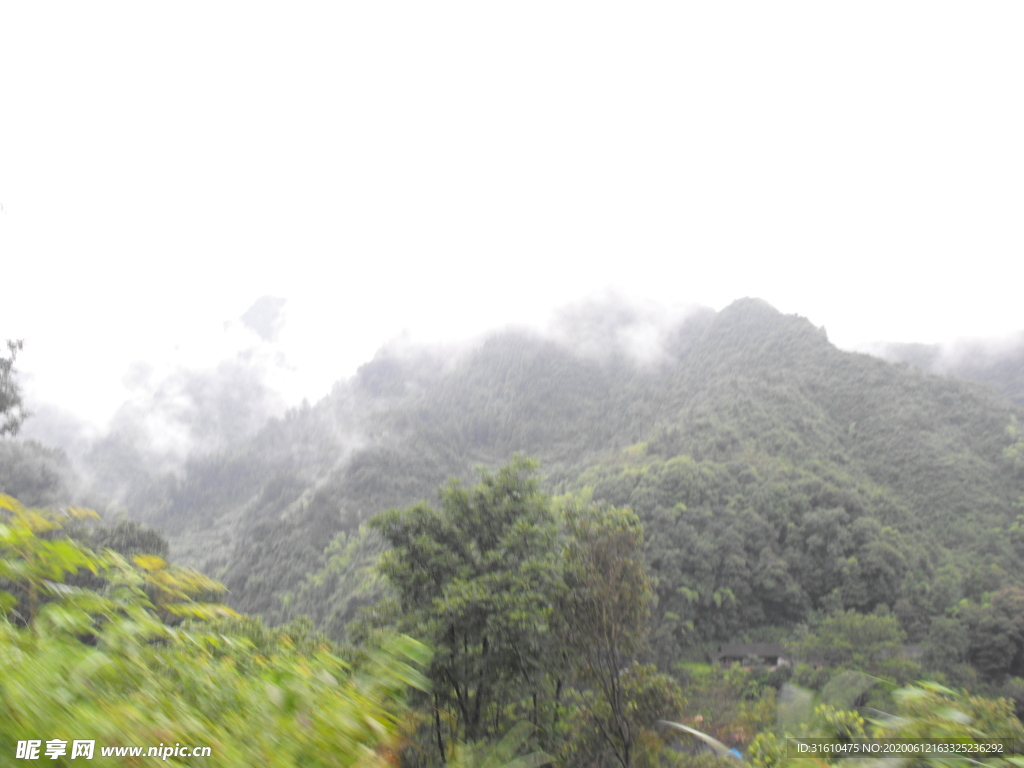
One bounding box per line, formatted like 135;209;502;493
569;300;1022;661
667;300;1019;541
3;299;1023;665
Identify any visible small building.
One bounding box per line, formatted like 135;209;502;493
711;643;788;668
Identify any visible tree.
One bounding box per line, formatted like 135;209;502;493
561;662;685;768
962;586;1024;681
1;339;28;437
559;499;663;767
0;439;79;506
90;516;170;559
1005;415;1024;476
676;663;778;748
795;610;916;683
370;456;564;760
921;615;973;686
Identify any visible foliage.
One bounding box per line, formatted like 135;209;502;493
879;681;1024;749
371;456;564;758
0;439;81;507
445;722;553;768
795;611;918;684
958;586;1024;682
674;664;777;747
368;463;691;766
88;515;170;559
284;523;394;642
0;494;430;766
560;662;686;768
1006;416;1024;473
559;498;659;767
750;682;1024;768
587;448;922;661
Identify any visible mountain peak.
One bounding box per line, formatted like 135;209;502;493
691;298;829;367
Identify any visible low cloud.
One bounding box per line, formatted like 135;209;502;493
545;292;709;365
240;296;288;342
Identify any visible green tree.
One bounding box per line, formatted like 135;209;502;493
560;499;664;767
675;663;777;748
561;662;686;768
962;586;1024;681
921;614;974;687
1005;415;1024;475
0;439;79;507
796;610;917;683
90;516;170;559
370;456;564;760
1;339;28;437
445;722;553;768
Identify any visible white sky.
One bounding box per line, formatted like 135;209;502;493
2;3;1022;428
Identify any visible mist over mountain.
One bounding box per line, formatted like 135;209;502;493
17;296;297;508
4;297;1024;667
865;332;1024;406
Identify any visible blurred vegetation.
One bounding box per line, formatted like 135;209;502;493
1;339;29;437
749;681;1024;768
0;494;429;766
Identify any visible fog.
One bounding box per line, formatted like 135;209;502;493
20;293;699;465
16;287;1024;494
3;3;1023;464
861;330;1024;405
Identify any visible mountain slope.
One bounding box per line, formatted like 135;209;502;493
869;333;1024;406
574;299;1023;660
24;299;1021;649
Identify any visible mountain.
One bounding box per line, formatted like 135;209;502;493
576;299;1023;660
4;299;1023;666
867;332;1024;406
133;309;718;622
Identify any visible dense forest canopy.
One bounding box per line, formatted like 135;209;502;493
4;297;1024;765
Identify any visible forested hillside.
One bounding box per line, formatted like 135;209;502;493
8;299;1022;644
577;300;1024;672
6;297;1024;765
